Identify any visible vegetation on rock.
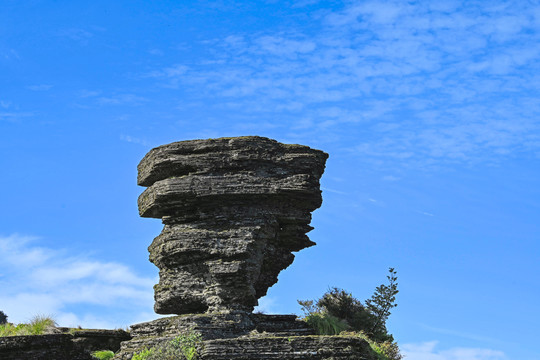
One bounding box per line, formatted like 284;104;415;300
0;315;57;337
0;311;7;325
342;331;402;360
298;268;402;359
91;350;115;360
366;267;399;337
132;330;203;360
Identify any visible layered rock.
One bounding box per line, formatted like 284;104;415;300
0;329;130;360
115;136;381;359
137;136;328;315
115;313;377;360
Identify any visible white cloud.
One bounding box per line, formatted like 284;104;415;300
0;112;34;122
0;234;155;328
321;187;347;195
120;134;150;146
255;36;317;57
27;84;53;91
97;94;147;105
2;49;20;60
402;341;506;360
144;0;540;168
254;296;279;314
78;90;101;98
149;48;164;56
57;28;94;42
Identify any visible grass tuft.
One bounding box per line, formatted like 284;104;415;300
92;350;115;360
341;331;402;360
0;315;57;337
304;312;349;335
28;315;57;335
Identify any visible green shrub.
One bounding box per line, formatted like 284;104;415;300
376;340;402;360
170;330;202;360
341;331;402;360
92;350;115;360
303;312;349;335
131;330;203;360
317;287;384;338
298;268;401;358
132;348;154;360
299;268;398;342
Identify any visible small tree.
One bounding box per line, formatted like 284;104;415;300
0;311;7;325
365;268;399;336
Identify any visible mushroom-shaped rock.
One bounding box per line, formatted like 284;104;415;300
138;136;328;315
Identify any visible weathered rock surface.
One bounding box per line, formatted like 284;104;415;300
0;329;130;360
115;137;379;359
138;136;328;315
115;312;377;360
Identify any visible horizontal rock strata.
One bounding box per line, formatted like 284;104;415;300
0;329;130;360
138;136;328;314
201;336;377;360
114;313;377;360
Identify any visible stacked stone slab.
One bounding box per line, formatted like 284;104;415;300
114;312;378;360
137;136;328;314
0;329;130;360
115;136;380;359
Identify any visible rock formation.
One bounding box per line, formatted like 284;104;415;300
137;136;328;315
115;136;380;359
0;329;130;360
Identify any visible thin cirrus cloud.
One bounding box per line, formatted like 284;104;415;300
120;134;150;147
0;112;34;123
401;341;506;360
0;234;155;328
26;84;53;91
96;93;148;106
147;0;540;167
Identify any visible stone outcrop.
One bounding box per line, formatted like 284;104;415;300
5;136;387;360
137;136;328;315
0;329;130;360
115;136;381;359
115;312;377;360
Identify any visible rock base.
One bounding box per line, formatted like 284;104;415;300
115;312;377;360
0;329;130;360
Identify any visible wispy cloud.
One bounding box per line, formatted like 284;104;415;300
120;134;150;147
401;341;506;360
149;48;164;56
0;234;155;328
27;84;53;91
56;28;94;42
78;90;102;98
0;112;33;122
321;186;348;195
420;324;507;344
253;296;280;314
147;0;540;168
2;49;20;60
97;94;147;106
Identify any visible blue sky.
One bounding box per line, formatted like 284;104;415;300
1;0;539;359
